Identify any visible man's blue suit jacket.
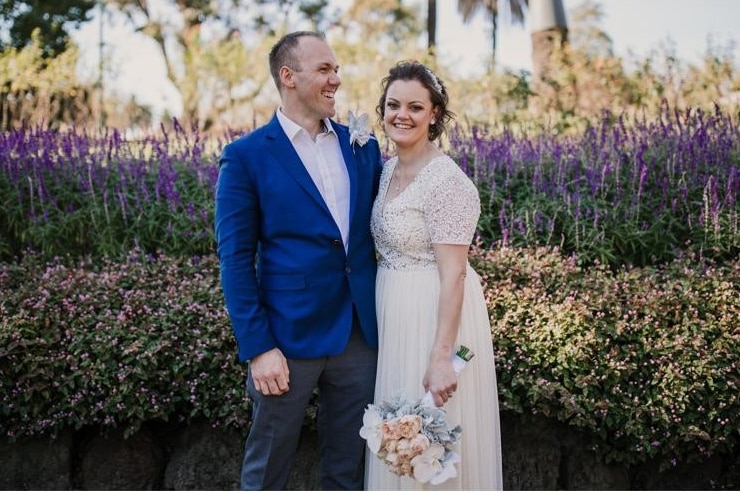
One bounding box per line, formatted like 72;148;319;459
215;114;383;363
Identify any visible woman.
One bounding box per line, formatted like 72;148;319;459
365;61;503;490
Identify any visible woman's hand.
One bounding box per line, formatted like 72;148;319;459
423;350;458;406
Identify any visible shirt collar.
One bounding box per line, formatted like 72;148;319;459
276;108;335;141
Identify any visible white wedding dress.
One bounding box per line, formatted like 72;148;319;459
365;155;503;490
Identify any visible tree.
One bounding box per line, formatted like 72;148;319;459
0;0;96;58
457;0;528;70
103;0;335;127
332;0;424;119
0;30;96;130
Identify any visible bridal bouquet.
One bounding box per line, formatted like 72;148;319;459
359;345;475;485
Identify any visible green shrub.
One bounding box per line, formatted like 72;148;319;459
471;243;740;468
2;245;738;471
0;250;248;439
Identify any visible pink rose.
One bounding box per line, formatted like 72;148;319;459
382;420;403;441
396;415;422;439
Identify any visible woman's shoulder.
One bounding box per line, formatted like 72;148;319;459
381;156;398;173
428;154;475;187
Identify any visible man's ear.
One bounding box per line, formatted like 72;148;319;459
279;66;295;89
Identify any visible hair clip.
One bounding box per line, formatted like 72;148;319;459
424;67;443;94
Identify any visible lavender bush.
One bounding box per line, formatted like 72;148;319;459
1;103;738;266
452;102;740;267
0;120;224;261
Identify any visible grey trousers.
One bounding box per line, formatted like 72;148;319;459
240;326;377;490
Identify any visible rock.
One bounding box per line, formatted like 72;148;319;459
163;420;242;490
500;411;561;489
0;429;73;490
78;426;164;490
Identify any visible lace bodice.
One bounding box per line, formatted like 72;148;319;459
370;155;481;270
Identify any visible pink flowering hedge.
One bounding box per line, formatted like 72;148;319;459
471;244;740;468
0;250;249;439
1;245;738;471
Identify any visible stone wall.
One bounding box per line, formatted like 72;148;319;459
1;411;737;490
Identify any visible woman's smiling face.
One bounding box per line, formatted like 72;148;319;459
383;79;437;147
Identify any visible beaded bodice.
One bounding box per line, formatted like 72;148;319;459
370;155;480;270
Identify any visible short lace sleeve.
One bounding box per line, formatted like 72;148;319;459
424;160;481;245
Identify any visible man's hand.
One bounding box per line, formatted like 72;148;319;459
249;348;290;395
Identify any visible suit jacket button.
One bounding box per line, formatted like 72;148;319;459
345;266;352;274
332;239;342;246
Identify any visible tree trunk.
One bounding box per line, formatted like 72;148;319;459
427;0;437;54
529;0;568;110
490;10;498;71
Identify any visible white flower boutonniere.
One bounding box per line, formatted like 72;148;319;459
348;111;372;151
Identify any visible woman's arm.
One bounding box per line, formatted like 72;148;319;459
424;243;469;406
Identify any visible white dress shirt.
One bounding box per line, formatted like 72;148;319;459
276;109;351;250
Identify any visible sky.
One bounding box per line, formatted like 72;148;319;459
72;0;740;119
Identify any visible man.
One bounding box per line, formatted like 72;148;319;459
214;31;382;490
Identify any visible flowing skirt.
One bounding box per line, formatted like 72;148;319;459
365;264;503;490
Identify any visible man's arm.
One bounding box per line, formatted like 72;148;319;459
215;142;277;362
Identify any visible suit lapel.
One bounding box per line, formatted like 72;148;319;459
264;116;332;216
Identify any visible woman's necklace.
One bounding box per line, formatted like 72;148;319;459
393;169;404;192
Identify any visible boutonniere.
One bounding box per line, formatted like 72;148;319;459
348;110;372;152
